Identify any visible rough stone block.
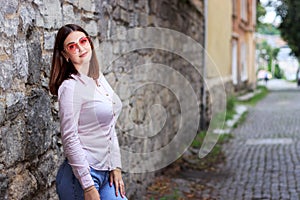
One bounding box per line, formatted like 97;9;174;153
85;20;98;37
13;41;29;80
34;11;44;27
0;174;8;200
25;89;53;160
138;12;148;26
79;0;96;12
0;60;14;91
5;92;25;121
31;150;61;190
120;8;130;23
20;4;35;31
62;4;78;25
44;31;56;50
112;6;121;20
2;17;19;37
0;96;5;125
27;37;42;84
0;0;18;15
65;0;79;6
34;0;63;29
149;0;158;14
8;170;37;200
1;124;26;167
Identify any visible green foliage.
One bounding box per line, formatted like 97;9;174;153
158;190;181;200
257;0;267;27
240;86;269;106
274;64;284;78
275;0;300;60
226;95;237;121
191;131;232;149
256;0;280;35
257;40;280;73
257;23;281;35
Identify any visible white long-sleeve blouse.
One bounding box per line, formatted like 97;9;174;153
58;72;122;189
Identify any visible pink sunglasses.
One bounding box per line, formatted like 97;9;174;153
65;36;91;54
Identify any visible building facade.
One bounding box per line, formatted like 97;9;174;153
205;0;257;117
232;0;257;90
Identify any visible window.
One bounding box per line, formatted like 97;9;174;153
241;0;248;21
241;42;248;81
232;40;238;85
252;0;257;25
232;0;237;17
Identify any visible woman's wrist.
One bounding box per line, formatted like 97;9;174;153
115;167;122;171
84;185;95;193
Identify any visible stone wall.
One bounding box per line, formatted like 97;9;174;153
0;0;205;199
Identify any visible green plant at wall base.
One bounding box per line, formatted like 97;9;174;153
226;95;237;121
190;131;233;170
159;190;181;200
191;131;232;149
149;189;182;200
232;111;248;128
240;86;269;106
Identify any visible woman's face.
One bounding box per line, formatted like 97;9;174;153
62;31;92;66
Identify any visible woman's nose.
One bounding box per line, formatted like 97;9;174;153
77;44;85;52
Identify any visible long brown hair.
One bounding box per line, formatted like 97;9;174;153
49;24;100;95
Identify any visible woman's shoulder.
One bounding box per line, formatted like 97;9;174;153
58;77;78;97
60;77;77;88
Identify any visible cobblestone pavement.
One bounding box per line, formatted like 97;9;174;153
196;88;300;199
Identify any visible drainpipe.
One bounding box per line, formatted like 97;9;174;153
200;0;208;130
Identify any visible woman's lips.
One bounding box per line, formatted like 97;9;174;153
79;52;88;57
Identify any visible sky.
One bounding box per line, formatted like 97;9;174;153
260;0;282;25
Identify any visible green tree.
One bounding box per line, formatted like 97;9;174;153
275;0;300;60
257;40;280;74
256;0;280;35
257;0;267;27
257;23;280;35
274;64;284;78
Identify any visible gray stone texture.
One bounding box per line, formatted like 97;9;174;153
0;0;205;199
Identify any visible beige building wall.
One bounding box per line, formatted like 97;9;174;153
232;0;257;90
246;32;257;88
206;0;232;80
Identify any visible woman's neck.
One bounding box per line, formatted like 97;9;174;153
75;63;89;75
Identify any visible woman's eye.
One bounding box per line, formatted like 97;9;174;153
68;44;75;50
80;38;88;45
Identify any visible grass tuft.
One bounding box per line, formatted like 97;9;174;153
240;86;269;106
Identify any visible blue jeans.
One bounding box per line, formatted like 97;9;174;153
56;160;127;200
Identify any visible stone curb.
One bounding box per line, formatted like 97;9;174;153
213;104;248;135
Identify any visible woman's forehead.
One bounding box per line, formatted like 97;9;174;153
64;31;86;44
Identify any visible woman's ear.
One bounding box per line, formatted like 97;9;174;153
61;51;69;62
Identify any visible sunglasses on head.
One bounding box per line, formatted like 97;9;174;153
65;36;91;54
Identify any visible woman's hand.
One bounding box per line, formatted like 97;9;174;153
84;185;100;200
109;168;126;198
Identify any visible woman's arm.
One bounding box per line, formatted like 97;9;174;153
58;81;94;190
110;129;125;198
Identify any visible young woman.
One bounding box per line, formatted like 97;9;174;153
49;24;127;200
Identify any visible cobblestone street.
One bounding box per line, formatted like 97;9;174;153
197;81;300;199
